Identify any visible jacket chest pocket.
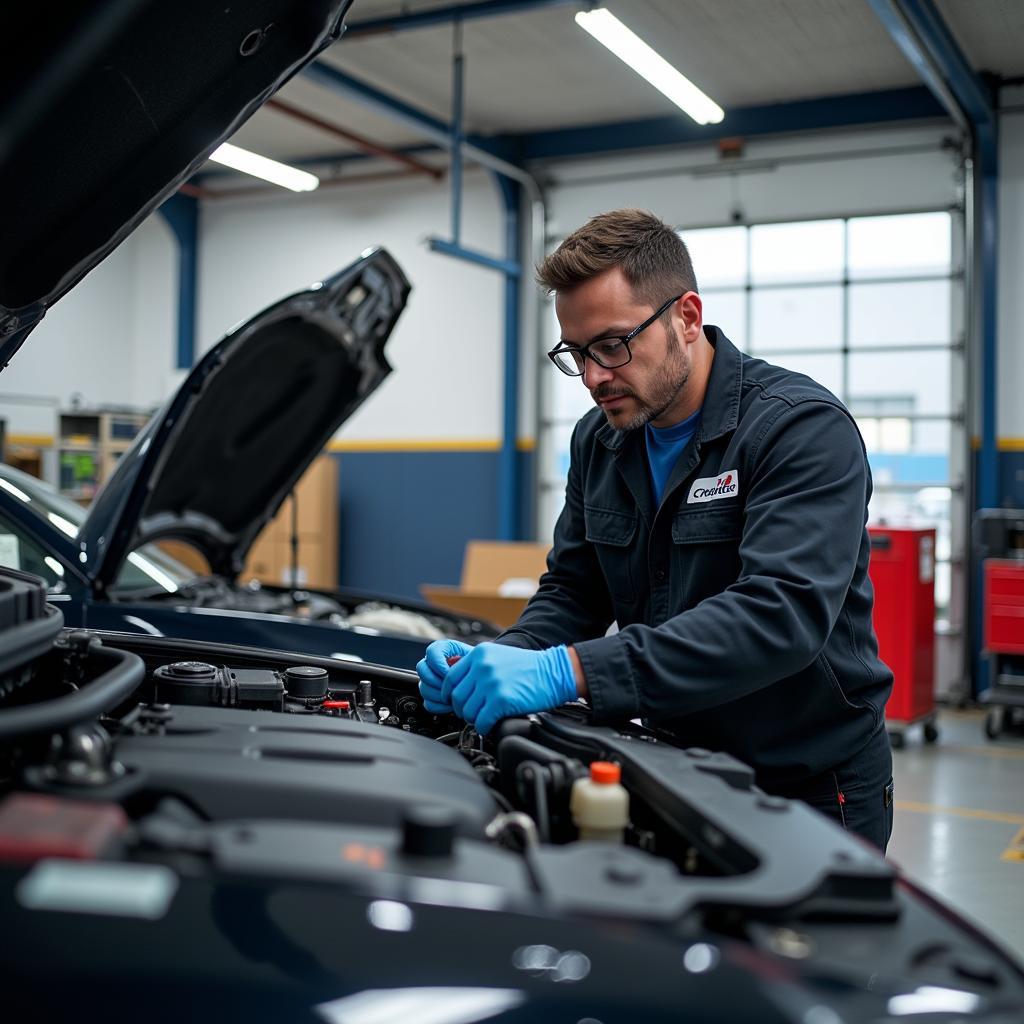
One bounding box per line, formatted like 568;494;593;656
585;505;638;603
671;506;743;545
670;506;743;603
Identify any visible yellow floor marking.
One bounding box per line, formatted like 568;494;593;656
895;800;1024;827
1002;827;1024;862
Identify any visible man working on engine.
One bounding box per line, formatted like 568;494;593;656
418;209;895;850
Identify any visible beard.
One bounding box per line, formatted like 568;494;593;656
592;323;691;431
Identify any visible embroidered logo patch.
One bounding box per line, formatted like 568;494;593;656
688;470;739;504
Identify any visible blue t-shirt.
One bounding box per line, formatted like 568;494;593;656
644;408;702;506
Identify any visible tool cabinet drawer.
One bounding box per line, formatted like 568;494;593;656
984;560;1024;654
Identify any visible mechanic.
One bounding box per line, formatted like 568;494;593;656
419;208;895;851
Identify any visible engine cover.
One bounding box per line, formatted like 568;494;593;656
69;704;498;837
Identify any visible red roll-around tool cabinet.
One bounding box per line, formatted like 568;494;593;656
982;559;1024;739
868;527;938;748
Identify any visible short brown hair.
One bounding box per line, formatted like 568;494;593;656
536;209;698;308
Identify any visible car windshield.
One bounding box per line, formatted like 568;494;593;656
0;466;192;592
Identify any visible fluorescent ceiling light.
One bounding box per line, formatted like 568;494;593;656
575;8;724;125
208;142;319;192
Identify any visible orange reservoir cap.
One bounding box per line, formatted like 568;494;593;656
589;761;621;785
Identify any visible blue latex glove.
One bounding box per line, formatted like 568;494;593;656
416;639;473;714
445;643;578;736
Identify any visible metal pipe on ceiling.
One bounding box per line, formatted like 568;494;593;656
265;97;443;179
450;20;465;244
302;57;548;541
304;60;547;271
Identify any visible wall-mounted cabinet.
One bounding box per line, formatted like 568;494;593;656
57;409;150;501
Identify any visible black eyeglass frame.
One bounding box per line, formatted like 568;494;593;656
547;293;684;377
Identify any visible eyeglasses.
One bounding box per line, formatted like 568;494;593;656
547;294;683;376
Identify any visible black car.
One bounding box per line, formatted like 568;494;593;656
3;569;1024;1023
1;3;1022;1022
0;250;496;671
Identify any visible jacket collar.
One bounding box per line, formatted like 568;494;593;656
596;324;743;452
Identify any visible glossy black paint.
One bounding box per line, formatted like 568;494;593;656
2;596;1022;1024
0;461;480;671
80;249;411;588
0;0;355;367
0;249;497;669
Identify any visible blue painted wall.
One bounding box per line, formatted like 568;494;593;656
332;449;536;600
996;451;1024;509
330;449;1021;603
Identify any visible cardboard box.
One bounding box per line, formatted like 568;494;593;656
242;455;338;588
420;540;550;628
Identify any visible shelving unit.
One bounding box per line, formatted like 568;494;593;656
57;409;151;502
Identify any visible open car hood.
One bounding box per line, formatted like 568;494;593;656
0;0;353;369
78;248;410;590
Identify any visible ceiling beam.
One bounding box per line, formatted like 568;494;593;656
282;81;949;173
509;86;947;162
867;0;995;129
302;59;527;183
342;0;585;39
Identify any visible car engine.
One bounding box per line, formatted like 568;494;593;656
2;566;1023;1023
158;575;483;641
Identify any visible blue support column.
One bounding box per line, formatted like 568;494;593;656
868;0;999;506
157;193;199;370
977;123;999;509
868;0;1000;697
451;38;464;244
307;53;528;540
494;173;522;541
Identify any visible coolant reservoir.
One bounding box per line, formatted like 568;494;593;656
570;761;629;842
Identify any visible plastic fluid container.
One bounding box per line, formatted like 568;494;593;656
570;761;629;842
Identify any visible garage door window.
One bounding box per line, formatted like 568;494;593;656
539;211;961;618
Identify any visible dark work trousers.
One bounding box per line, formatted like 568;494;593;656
764;726;895;853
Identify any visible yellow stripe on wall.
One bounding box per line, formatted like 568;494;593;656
7;434;56;447
328;438;536;453
970;437;1024;451
5;434;537;454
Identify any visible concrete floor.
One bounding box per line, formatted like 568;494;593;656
887;707;1024;957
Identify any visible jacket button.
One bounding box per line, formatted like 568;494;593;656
654;568;667;582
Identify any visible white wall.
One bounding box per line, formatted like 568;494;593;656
998;103;1024;439
1;216;178;437
6;117;1023;447
543;124;961;235
131;216;183;409
198;170;507;443
543;117;1024;441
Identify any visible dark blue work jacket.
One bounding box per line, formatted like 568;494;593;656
498;327;893;787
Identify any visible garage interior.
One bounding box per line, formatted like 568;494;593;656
2;0;1024;979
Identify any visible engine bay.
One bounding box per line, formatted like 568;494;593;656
2;566;1023;1022
135;574;487;642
